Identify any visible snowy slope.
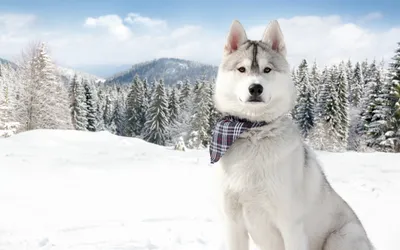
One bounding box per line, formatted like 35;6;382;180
0;130;399;250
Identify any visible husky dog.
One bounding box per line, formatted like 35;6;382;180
212;20;374;250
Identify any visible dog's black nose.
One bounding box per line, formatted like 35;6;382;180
248;84;263;97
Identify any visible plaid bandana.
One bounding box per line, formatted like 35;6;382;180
209;116;267;164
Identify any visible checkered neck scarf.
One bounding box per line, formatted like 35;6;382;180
209;116;267;164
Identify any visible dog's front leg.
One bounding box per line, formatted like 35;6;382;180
222;195;249;250
278;220;309;250
224;214;249;250
274;192;309;250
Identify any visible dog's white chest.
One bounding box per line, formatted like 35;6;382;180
219;134;287;205
217;136;288;249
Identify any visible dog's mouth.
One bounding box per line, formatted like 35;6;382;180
247;97;264;103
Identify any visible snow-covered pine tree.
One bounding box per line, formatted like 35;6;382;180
0;65;13;137
361;59;370;88
188;80;212;148
125;74;146;137
168;86;180;126
167;78;194;145
83;80;97;132
208;79;220;137
95;88;106;131
142;78;152;105
315;66;329;119
0;63;22;135
359;60;380;138
110;88;126;136
54;81;73;130
366;68;392;149
295;59;315;138
309;60;320;108
69;75;87;130
350;62;363;108
310;66;342;151
346;62;364;150
17;42;72;131
68;74;77;102
380;42;400;151
143;79;170;145
336;62;350;148
103;94;113;130
179;78;191;108
345;59;353;102
142;77;148;99
290;68;299;119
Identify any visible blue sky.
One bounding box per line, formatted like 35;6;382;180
3;0;400;28
0;0;399;76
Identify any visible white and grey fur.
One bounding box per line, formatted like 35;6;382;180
213;19;374;250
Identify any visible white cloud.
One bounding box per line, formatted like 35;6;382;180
124;13;167;29
84;15;132;41
247;15;399;68
0;13;399;74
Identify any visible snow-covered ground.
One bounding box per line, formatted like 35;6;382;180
0;130;399;250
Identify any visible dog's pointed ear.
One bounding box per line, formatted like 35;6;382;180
224;20;248;54
261;20;286;57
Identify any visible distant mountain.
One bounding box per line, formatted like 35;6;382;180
73;64;133;78
1;57;104;85
57;66;105;85
0;58;17;68
105;58;218;86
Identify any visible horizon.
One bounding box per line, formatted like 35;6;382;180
0;0;399;77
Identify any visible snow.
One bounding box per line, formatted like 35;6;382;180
57;66;105;84
0;130;399;250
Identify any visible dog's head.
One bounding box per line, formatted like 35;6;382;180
214;20;296;122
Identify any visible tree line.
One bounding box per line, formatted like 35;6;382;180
292;43;400;152
1;42;399;152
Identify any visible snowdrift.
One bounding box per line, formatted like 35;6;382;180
0;129;399;249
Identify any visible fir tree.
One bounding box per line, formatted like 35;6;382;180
359;60;380;137
95;89;106;131
103;94;113;129
361;59;370;88
311;66;342;151
18;42;72;130
110;94;125;136
179;78;191;107
70;75;88;130
125;74;146;137
189;81;212;148
208;79;220;136
168;86;180;125
84;80;97;132
336;62;350;147
345;59;353;101
290;68;299;119
295;59;315;137
168;78;194;144
351;62;363;107
315;67;327;119
143;79;170;145
310;60;320;107
382;42;400;151
0;65;18;137
367;71;391;148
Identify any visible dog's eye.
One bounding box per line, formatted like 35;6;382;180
264;67;272;73
237;67;246;73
